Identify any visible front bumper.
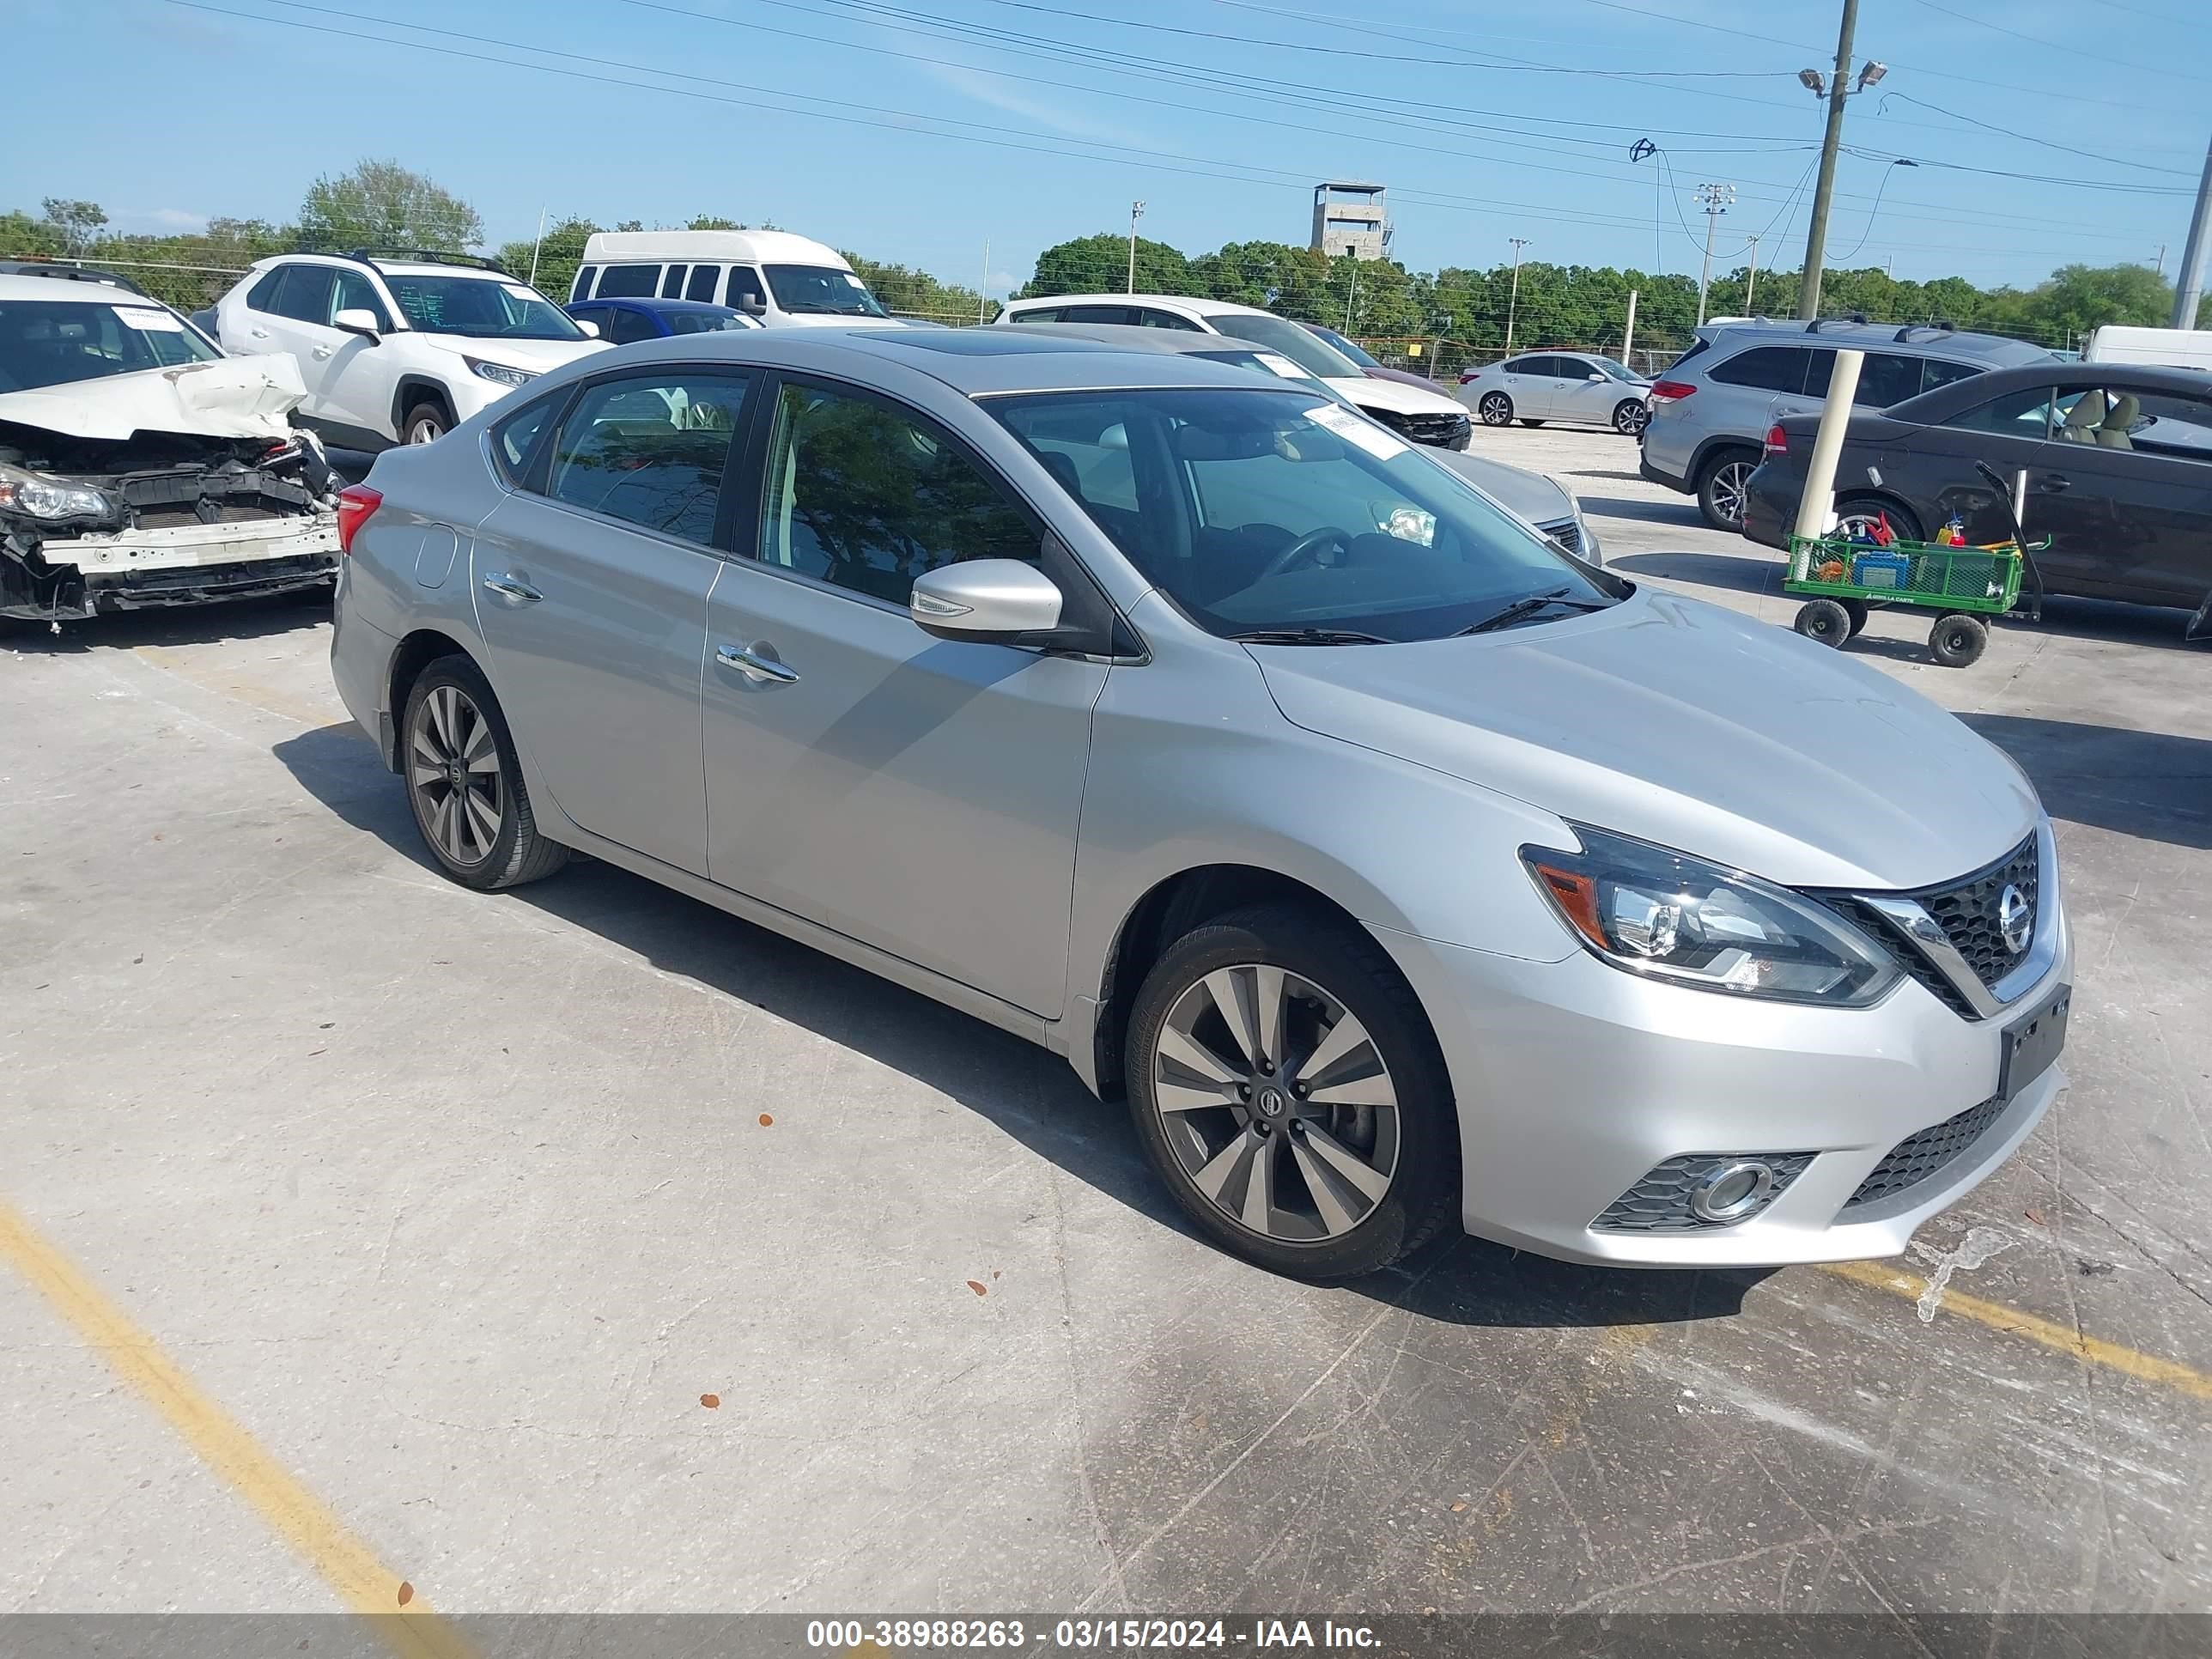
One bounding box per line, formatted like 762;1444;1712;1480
1382;892;2071;1267
1;513;339;621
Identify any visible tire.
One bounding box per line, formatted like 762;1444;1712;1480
1696;449;1759;531
1834;496;1922;544
1840;598;1871;637
1613;399;1649;435
1477;391;1514;427
401;654;569;890
1929;613;1988;668
1124;902;1461;1282
1794;599;1852;647
401;399;453;446
1518;419;1547;428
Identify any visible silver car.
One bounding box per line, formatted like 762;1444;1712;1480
329;327;2070;1281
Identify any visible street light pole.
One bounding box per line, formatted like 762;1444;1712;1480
1744;234;1761;315
1694;183;1734;325
1797;0;1861;320
1504;237;1530;355
2172;132;2212;330
1127;200;1145;295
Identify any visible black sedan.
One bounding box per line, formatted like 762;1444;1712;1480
1743;362;2212;617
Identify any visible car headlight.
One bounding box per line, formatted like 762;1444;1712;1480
0;462;118;524
465;358;536;390
1522;825;1899;1006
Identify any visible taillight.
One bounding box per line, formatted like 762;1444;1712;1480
335;483;382;556
1648;380;1696;404
1459;368;1482;384
1763;422;1788;457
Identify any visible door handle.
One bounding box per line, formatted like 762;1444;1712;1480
716;642;799;684
312;345;335;360
2038;476;2072;493
480;573;543;604
248;327;270;339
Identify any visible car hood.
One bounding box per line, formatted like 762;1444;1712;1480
1249;587;2038;890
1326;374;1465;416
1429;449;1575;526
0;354;307;442
418;335;611;373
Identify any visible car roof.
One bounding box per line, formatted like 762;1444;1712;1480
0;271;155;304
996;321;1287;360
580;325;1310;397
253;253;514;281
1700;317;2052;365
1005;292;1263;319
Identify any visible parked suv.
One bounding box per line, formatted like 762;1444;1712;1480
213;250;607;449
1640;319;2057;529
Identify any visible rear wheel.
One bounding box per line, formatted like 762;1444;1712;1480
1840;598;1871;637
1696;448;1759;531
1834;496;1922;544
1125;903;1460;1282
1794;599;1852;648
1477;391;1514;427
1929;613;1988;668
1613;399;1649;434
402;655;568;890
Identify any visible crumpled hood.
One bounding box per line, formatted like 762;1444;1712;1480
1326;374;1464;416
0;354;307;443
1252;587;2039;890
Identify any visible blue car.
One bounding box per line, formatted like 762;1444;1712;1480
562;295;763;345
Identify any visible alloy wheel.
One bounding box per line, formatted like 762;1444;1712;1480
407;416;447;445
1478;392;1512;427
1708;460;1753;526
1150;964;1400;1243
1614;401;1649;434
409;684;503;867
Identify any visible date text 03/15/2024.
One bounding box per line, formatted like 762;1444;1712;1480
803;1620;1381;1650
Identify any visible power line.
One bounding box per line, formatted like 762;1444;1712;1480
1902;0;2212;85
1869;91;2197;177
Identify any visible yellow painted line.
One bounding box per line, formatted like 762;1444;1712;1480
1821;1258;2212;1404
0;1197;477;1659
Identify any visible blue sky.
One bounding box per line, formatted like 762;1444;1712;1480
15;0;2210;295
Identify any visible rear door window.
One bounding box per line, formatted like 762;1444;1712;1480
543;371;755;544
1920;359;1983;395
659;264;688;300
1135;308;1202;331
685;264;720;303
1854;352;1926;407
270;265;336;325
1062;304;1139;324
1711;346;1808;393
1010;307;1064;324
593;264;659;299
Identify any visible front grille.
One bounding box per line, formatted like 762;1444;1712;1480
1911;835;2039;988
1538;518;1582;557
1370;407;1472;449
1594;1152;1815;1232
1825;898;1978;1018
1844;1096;2008;1211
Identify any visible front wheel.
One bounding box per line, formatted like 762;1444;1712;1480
1929;613;1988;668
1518;418;1547;428
1613;399;1649;435
1794;599;1852;647
1477;391;1514;427
1125;903;1461;1281
401;400;452;446
402;655;569;890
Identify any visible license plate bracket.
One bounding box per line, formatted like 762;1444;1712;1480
1999;983;2070;1103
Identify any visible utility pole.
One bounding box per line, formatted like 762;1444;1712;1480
1622;288;1638;367
1343;256;1359;333
1744;234;1761;314
2172;132;2212;330
980;238;990;325
1504;237;1530;355
1694;183;1734;326
1127;200;1145;295
1796;0;1882;319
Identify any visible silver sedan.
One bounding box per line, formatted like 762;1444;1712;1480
329;326;2069;1281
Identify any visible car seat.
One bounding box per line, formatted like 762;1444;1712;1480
2095;394;2139;450
2058;393;2106;444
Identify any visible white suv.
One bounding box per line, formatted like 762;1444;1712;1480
213;251;608;448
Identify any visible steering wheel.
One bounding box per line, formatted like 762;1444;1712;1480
1259;526;1352;581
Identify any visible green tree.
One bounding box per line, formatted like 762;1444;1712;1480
495;216;600;298
842;253;994;322
40;198;106;257
1021;232;1192;297
0;210;65;259
298;160;482;253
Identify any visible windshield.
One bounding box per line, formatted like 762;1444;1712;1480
1310;324;1382;370
764;264;888;317
666;309;752;335
994;386;1620;641
1588;356;1643;382
382;274;584;341
0;298;220;392
1206;313;1363;380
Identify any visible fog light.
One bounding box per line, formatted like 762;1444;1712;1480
1690;1160;1775;1223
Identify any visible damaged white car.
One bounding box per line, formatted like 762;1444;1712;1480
0;270;339;625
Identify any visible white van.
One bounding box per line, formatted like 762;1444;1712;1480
571;230;899;327
2081;325;2212;372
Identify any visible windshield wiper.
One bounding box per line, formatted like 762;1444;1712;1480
1229;627;1392;646
1455;587;1613;636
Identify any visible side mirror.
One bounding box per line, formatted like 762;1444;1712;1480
331;308;382;340
739;292;768;316
910;560;1063;642
1588;371;1606;382
573;318;601;339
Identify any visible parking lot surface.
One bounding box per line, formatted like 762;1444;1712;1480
3;424;2209;1619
